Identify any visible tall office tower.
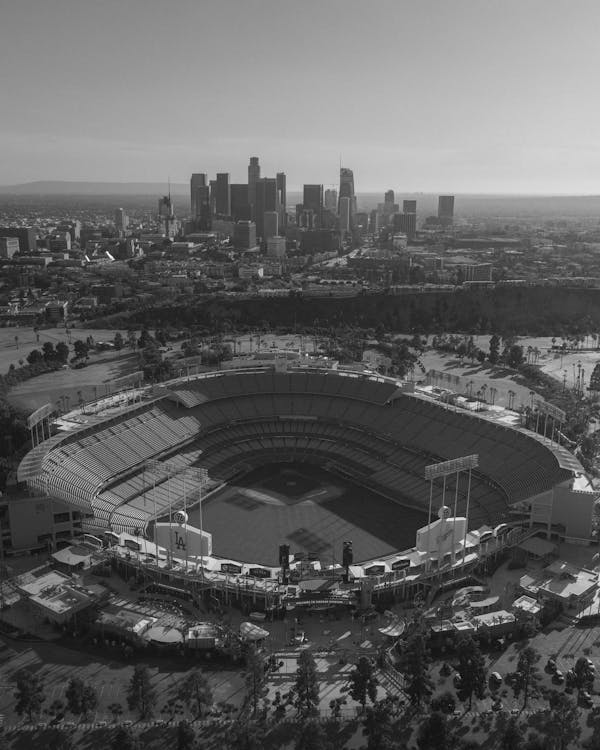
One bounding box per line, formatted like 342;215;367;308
394;212;416;239
403;199;417;214
158;195;173;219
276;172;287;228
339;197;351;233
234;220;257;250
338;168;356;227
230;184;250;221
215;173;231;216
208;180;217;215
190;173;207;215
248;157;260;219
385;190;395;206
324;189;338;213
303;184;323;227
193;186;211;228
114;207;128;232
438;195;455;223
255;177;277;238
263;211;279;240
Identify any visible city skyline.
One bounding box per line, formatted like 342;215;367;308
2;0;600;194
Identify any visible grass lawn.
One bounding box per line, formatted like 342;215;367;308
7;350;139;413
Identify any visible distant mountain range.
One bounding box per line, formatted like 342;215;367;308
0;181;191;196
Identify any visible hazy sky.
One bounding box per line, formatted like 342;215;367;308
2;0;600;193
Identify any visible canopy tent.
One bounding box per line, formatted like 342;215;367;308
240;621;270;641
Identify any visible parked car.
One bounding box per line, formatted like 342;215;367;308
552;670;565;684
492;699;504;712
490;671;503;686
453;674;463;689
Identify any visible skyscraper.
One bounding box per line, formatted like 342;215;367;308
230;184;250;221
403;200;417;214
276;172;287;229
114;207;128;232
339;197;351;234
339;168;356;227
324;189;337;213
385;190;395;205
158;195;173;219
248;157;260;219
190;173;207;215
215;173;231;216
303;184;323;213
263;211;279;240
438;195;455;223
255;177;277;238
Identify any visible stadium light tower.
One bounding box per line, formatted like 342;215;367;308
424;455;479;569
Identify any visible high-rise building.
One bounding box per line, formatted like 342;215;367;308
385;190;395;205
263;211;279;240
230;184;250;221
303;184;324;215
438;195;455;223
114;207;129;232
339;168;356;227
276;172;287;229
0;237;19;258
267;236;286;259
158;195;173;219
234;220;257;250
255;177;277;238
248;157;260;219
394;212;416;239
339;197;351;234
324;189;337;213
403;200;417;214
215;173;231;216
0;227;36;253
192;185;211;228
190;173;207;215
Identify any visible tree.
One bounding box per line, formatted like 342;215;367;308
244;644;267;719
47;728;75;750
499;716;524;750
126;664;156;719
73;339;89;360
42;341;56;362
544;691;580;750
176;719;196;750
295;717;327;750
293;650;320;719
489;334;501;365
14;670;46;721
345;656;378;712
26;349;43;365
456;635;487;709
572;656;594;698
362;697;397;750
111;725;138;750
398;628;433;709
108;702;123;723
417;711;453;750
177;667;213;719
511;646;541;708
55;341;69;363
113;332;124;350
506;344;524;369
65;677;97;718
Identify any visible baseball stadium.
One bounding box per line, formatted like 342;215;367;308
16;357;596;604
